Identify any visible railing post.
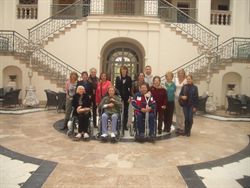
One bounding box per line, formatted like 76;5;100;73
12;31;15;52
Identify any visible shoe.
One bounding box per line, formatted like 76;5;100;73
186;132;191;137
94;125;98;128
83;133;89;139
110;132;116;138
75;133;82;138
166;131;171;135
158;130;162;135
101;133;108;138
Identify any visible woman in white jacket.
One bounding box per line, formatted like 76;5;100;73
175;69;187;135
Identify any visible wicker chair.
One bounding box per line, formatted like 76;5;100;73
2;89;21;107
57;92;66;112
226;96;242;114
44;89;58;109
197;95;209;113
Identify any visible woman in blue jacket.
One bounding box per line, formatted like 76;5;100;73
179;75;199;137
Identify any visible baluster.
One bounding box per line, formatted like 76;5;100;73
225;13;228;25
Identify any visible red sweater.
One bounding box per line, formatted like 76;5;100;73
95;80;112;104
150;86;167;112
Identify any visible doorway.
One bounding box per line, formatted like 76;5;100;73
101;41;144;84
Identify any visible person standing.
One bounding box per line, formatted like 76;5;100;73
115;65;132;130
61;72;78;130
77;71;93;98
179;74;199;137
175;69;187;135
95;72;112;105
163;71;176;134
131;72;145;96
88;68;99;128
150;76;167;134
144;65;153;87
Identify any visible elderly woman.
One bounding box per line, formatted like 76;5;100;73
163;71;176;134
175;69;187;135
131;72;145;96
99;86;122;139
61;72;78;130
150;76;167;135
95;72;112;106
72;85;91;139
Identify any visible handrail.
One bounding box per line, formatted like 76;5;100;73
165;37;250;81
0;30;81;86
159;0;219;48
29;0;89;43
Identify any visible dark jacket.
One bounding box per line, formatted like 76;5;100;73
179;84;199;108
115;75;132;101
150;86;167;112
76;80;93;97
72;93;91;116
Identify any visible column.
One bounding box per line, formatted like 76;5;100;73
196;0;211;27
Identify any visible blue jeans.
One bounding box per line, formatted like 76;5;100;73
183;106;193;134
136;112;155;136
101;113;118;134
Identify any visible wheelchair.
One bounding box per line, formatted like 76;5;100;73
67;107;94;140
132;109;157;142
95;105;123;143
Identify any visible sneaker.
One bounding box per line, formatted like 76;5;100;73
166;131;171;135
101;133;108;138
83;133;89;139
110;132;116;138
75;133;82;138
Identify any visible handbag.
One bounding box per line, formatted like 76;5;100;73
178;85;188;107
178;96;184;107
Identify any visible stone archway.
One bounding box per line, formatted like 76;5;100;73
2;66;22;92
100;38;145;83
222;72;241;107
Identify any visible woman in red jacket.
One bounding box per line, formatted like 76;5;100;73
95;72;112;106
150;76;167;134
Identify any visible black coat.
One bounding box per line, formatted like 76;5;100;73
76;80;93;97
115;75;132;101
72;93;91;116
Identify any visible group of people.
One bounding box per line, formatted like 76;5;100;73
61;65;199;141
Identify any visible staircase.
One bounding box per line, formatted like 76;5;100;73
29;0;88;44
0;30;81;88
170;37;250;83
159;0;219;49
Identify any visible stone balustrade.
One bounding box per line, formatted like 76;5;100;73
211;10;231;25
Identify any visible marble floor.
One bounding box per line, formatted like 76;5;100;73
0;110;250;188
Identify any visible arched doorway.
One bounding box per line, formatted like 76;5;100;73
101;40;145;84
2;66;22;97
222;72;241;107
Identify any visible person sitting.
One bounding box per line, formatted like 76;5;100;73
99;86;122;139
131;83;156;139
72;85;91;140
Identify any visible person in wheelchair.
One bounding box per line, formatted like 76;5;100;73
72;85;91;140
98;86;122;139
131;83;156;139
